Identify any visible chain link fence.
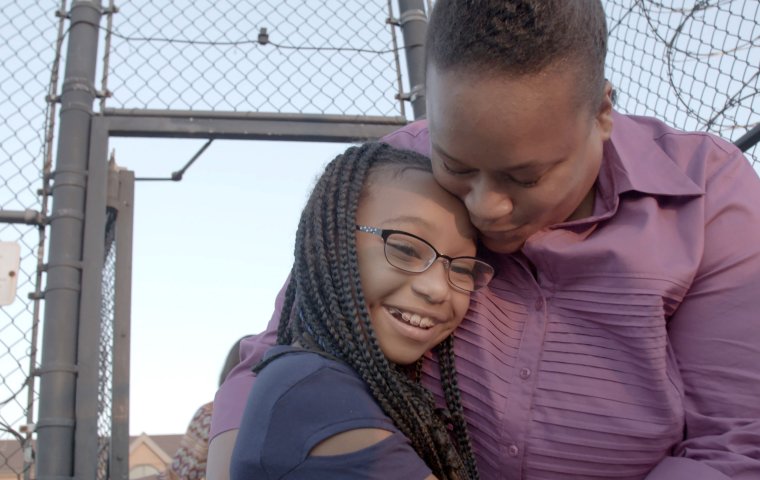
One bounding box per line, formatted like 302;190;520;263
0;1;63;477
605;0;759;168
102;0;407;117
1;0;759;479
96;210;117;480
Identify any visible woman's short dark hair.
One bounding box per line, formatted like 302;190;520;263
426;0;608;108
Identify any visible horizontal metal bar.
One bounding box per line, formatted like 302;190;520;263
734;124;760;153
0;209;44;225
102;109;408;142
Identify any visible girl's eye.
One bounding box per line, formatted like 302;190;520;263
386;239;425;260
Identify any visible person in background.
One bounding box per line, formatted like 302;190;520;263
230;143;493;479
209;1;760;479
159;337;247;480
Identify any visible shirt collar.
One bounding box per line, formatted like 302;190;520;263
602;111;704;198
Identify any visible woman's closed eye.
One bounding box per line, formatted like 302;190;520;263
508;174;541;187
441;159;475;176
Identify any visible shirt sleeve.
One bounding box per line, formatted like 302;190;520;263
286;432;433;480
235;358;432;480
652;147;760;479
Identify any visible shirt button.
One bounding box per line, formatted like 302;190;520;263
519;367;532;379
534;297;544;311
508;444;519;457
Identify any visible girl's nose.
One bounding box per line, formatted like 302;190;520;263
410;258;451;303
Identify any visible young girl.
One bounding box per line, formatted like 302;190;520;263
229;143;494;479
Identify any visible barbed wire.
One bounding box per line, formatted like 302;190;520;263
638;1;757;130
606;0;758;161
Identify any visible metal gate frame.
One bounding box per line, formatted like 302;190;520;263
33;1;428;479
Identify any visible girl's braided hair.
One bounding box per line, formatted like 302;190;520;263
277;142;479;479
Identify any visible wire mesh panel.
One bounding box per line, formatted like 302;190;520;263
605;0;759;168
0;1;62;476
103;0;406;117
97;210;117;480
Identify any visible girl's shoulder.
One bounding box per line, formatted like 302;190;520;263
252;345;389;427
254;345;357;388
235;346;432;480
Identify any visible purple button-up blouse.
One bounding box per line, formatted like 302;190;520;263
212;112;760;479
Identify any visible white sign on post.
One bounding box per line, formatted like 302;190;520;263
0;242;21;306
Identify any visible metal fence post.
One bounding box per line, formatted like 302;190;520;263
35;2;102;479
397;0;428;119
109;165;135;480
74;116;110;480
735;124;760;153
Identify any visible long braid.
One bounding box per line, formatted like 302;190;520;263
437;336;480;480
280;142;479;479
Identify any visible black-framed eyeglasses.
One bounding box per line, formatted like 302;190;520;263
356;225;495;292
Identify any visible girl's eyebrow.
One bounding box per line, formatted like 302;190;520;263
379;216;477;242
378;215;434;230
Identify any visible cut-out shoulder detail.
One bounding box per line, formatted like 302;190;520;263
309;428;393;456
232;347;434;479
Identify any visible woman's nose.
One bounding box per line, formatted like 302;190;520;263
464;180;514;225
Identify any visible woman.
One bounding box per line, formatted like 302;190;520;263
230;143;494;479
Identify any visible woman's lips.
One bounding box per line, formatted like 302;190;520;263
479;225;521;240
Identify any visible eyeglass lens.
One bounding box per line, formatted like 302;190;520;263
384;233;492;291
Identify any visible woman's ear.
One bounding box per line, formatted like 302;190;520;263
595;81;614;141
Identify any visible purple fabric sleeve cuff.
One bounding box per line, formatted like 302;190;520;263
646;457;731;480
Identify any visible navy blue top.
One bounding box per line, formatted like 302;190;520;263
230;345;432;479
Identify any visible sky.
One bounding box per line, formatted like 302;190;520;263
107;137;354;435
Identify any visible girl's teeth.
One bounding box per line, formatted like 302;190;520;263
398;310;432;329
